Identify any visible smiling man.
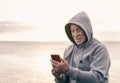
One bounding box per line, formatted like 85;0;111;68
51;11;111;83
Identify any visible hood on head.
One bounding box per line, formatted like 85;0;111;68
65;11;93;45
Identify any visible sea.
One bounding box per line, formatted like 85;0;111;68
0;41;119;83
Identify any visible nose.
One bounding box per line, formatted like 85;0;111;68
73;31;80;37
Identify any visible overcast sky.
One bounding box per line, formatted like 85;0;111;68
0;0;120;41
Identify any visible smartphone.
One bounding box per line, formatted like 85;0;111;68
51;54;61;62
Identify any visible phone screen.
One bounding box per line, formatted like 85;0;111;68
51;54;61;62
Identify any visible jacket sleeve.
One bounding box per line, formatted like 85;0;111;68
65;46;111;83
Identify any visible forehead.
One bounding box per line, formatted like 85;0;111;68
70;24;82;30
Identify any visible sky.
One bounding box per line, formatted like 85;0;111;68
0;0;120;41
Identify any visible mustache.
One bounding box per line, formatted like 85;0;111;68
73;36;82;39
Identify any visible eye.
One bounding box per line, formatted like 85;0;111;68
77;28;83;32
71;29;74;33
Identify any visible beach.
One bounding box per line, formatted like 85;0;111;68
0;41;119;83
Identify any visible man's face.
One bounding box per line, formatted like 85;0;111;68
70;24;87;45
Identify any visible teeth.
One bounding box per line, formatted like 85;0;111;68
74;37;82;42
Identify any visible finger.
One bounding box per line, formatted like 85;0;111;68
50;61;56;68
51;63;58;69
59;57;66;62
52;69;56;74
52;65;56;70
50;59;59;64
52;69;55;71
52;70;59;76
50;59;59;67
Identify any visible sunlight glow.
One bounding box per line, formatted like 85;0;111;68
0;0;120;41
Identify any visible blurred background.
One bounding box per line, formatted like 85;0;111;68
0;0;120;41
0;0;120;83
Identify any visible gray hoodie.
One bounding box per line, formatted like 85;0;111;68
55;11;111;83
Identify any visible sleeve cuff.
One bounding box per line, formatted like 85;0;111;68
65;66;79;77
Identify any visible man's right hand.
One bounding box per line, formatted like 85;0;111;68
51;69;63;80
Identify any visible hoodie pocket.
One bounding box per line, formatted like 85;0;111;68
78;55;90;71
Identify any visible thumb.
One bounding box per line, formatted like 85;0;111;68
59;56;66;62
